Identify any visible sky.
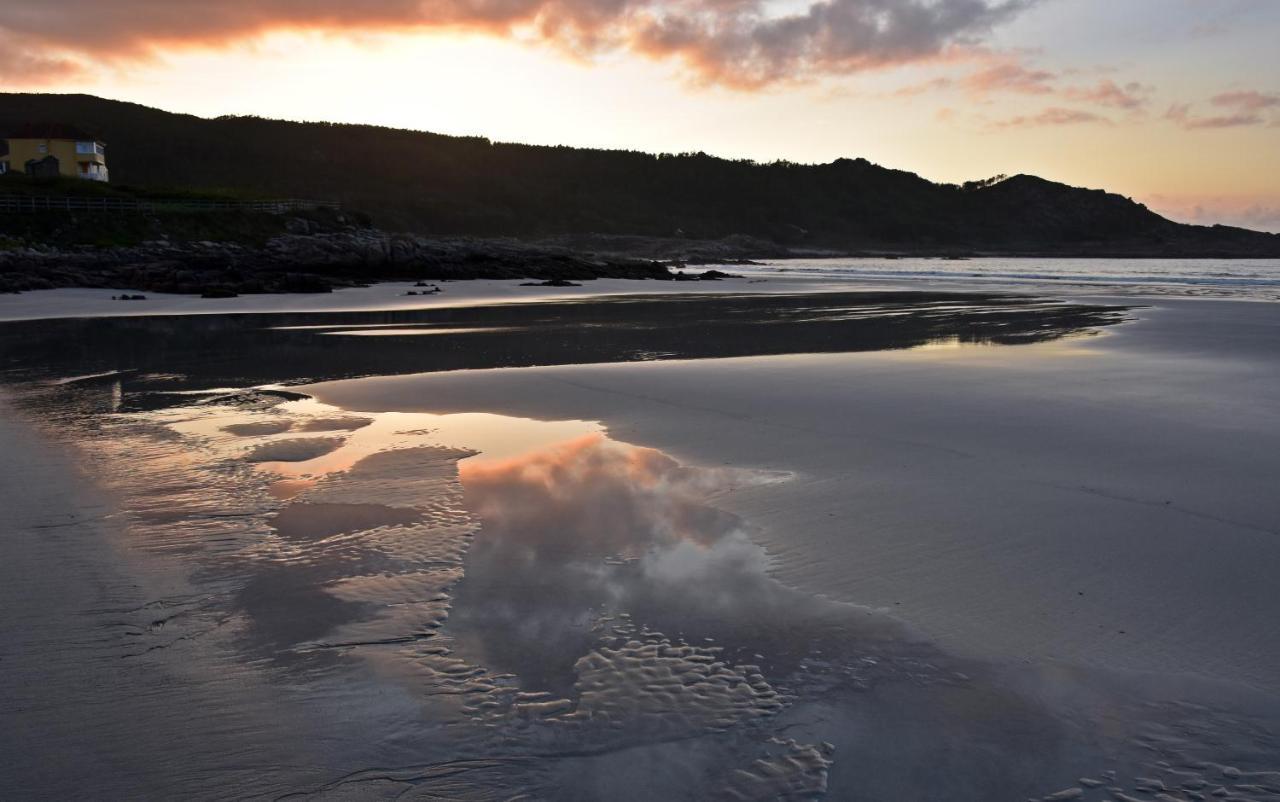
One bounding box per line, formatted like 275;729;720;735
1;0;1278;231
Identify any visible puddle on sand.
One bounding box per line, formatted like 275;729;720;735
7;379;1280;800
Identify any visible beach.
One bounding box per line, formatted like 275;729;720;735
311;297;1280;687
3;268;1280;800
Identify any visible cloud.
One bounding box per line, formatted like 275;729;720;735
893;76;954;96
1189;1;1270;39
1165;89;1280;129
960;61;1055;95
891;58;1155;121
1166;104;1256;129
991;106;1111;128
0;32;86;83
616;0;1035;88
0;0;1034;89
1210;90;1280;112
1062;80;1150;110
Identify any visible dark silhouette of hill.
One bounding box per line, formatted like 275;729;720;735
3;93;1277;256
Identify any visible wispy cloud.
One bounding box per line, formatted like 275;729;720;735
0;0;1037;89
990;106;1111;128
1166;89;1280;129
890;56;1156;120
960;61;1055;95
1211;90;1280;112
1062;80;1151;110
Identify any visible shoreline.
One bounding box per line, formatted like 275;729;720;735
0;278;1254;327
1;253;1278;324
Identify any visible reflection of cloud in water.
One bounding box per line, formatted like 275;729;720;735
462;433;761;558
451;434;894;700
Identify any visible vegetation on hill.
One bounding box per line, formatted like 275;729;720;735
0;173;261;201
0;173;365;248
2;92;1278;256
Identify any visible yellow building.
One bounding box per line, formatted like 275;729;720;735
0;124;109;182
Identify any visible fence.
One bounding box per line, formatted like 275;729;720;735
0;195;341;214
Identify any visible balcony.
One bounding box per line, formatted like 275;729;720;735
77;162;110;182
75;141;107;158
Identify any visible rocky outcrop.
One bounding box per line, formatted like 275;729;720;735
0;229;677;294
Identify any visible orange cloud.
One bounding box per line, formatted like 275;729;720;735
0;0;1034;89
0;32;86;84
460;433;743;556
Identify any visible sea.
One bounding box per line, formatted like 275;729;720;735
738;257;1280;301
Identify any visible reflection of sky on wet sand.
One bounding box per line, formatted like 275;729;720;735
319;327;513;337
0;292;1129;401
9;372;1280;801
72;390;879;793
169;397;602;481
450;433;829;693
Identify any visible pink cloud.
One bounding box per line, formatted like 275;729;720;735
960;62;1056;95
1165;89;1280;130
891;59;1156;123
1167;104;1260;130
1211;90;1280;112
1062;80;1150;110
991;106;1111;128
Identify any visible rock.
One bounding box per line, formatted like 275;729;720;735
284;217;312;234
200;287;239;299
520;279;582;287
0;227;680;295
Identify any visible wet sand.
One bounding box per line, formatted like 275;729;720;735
3;291;1280;800
0;278;807;323
311;299;1280;690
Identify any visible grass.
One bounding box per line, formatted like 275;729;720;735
0;172;272;201
0;172;365;248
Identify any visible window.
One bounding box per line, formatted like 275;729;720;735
76;141;96;154
0;161;7;174
37;143;48;154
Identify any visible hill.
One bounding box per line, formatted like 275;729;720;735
2;92;1278;257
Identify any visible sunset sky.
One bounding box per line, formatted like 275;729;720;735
2;0;1278;230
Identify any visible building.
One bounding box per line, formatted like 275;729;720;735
0;124;109;182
